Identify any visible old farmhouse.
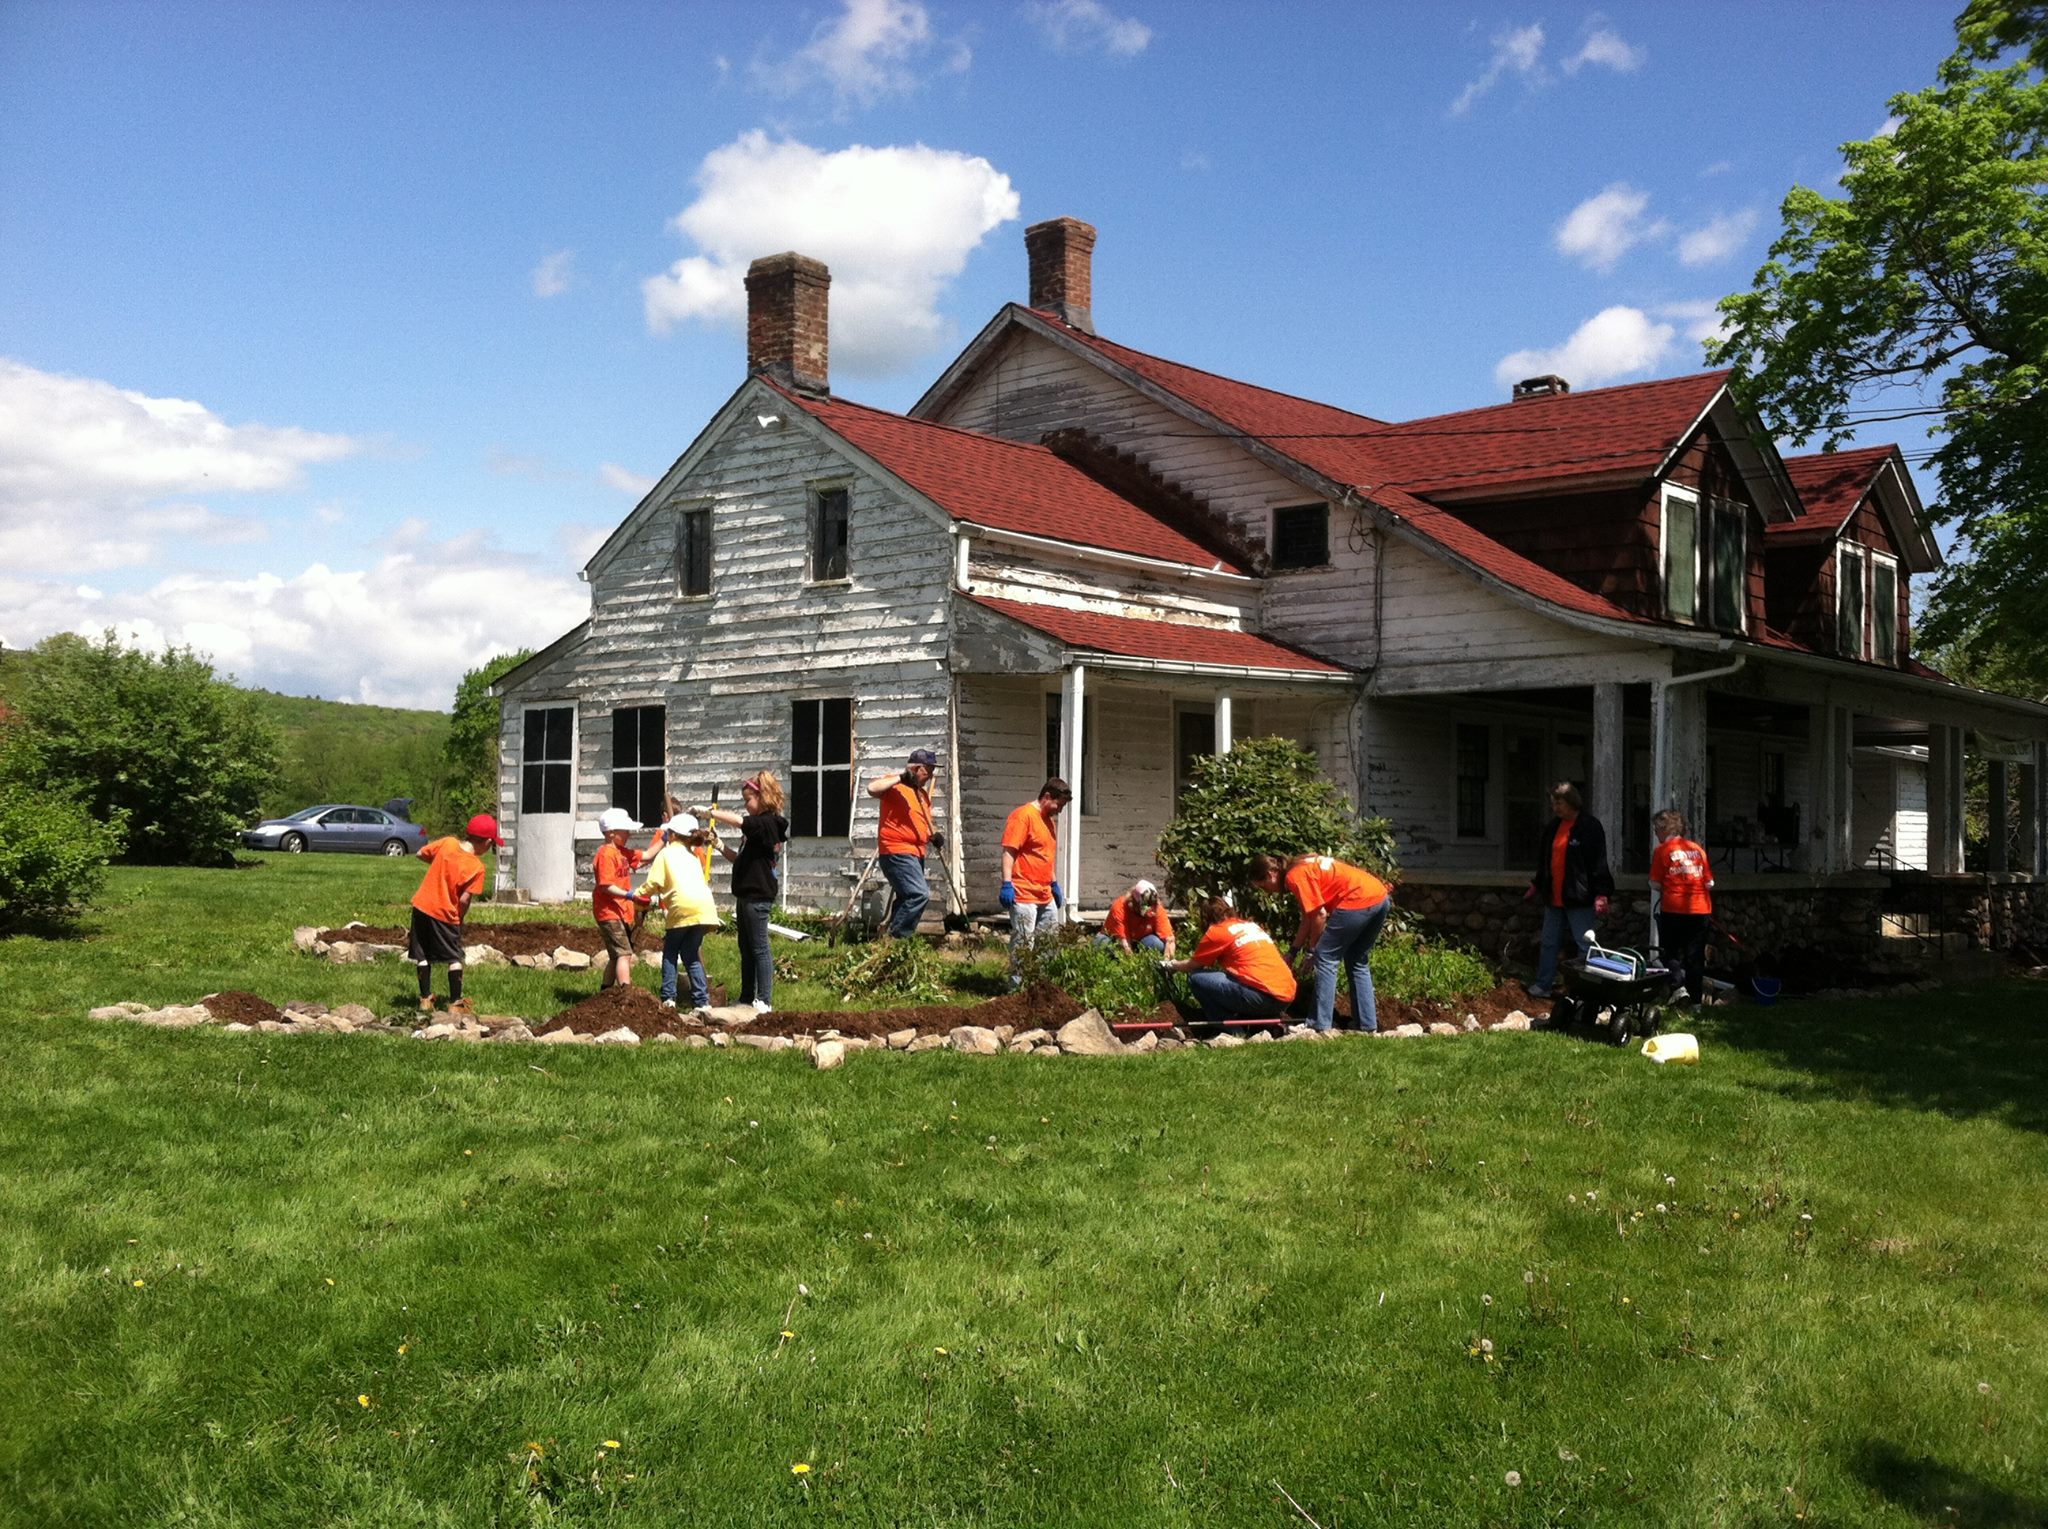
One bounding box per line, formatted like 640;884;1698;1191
494;219;2048;960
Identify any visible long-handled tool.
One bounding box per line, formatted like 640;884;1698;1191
829;852;881;947
933;840;971;934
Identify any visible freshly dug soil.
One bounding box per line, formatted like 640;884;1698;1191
317;921;637;957
202;990;286;1025
545;980;1086;1041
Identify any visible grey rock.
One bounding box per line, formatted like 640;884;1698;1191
512;953;551;970
886;1027;918;1050
993;1025;1015;1044
1127;1031;1160;1054
415;1022;458;1040
361;943;405;960
223;1022;254;1034
1392;1023;1426;1038
551;946;592;971
1156;1037;1185;1051
906;1034;946;1053
710;1031;731;1048
487;1023;536;1044
651;1032;680;1045
813;1040;848;1071
737;1034;792;1052
291;926;322;953
282;1000;329;1018
1205;1032;1245;1049
332;1004;379;1029
142;1005;215;1028
537;1026;590;1045
702;1004;759;1029
464;944;508;968
1055;1009;1125;1056
1010;1028;1052;1049
1005;1038;1036;1053
88;1003;148;1021
1427;1022;1462;1037
949;1025;1001;1055
1495;1013;1533;1032
592;1026;640;1046
684;1034;711;1049
325;941;359;962
1247;1029;1275;1044
1032;1044;1062;1056
257;1019;294;1034
1463;1016;1482;1032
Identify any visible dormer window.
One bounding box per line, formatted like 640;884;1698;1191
1871;553;1899;665
1270;504;1329;570
1836;544;1899;664
1661;486;1746;631
1836;544;1867;657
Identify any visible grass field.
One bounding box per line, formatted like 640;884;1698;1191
3;861;2045;1526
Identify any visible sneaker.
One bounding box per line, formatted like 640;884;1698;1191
1525;985;1552;999
659;999;677;1012
751;999;773;1014
447;998;476;1018
417;997;438;1014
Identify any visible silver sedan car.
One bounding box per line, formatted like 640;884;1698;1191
241;804;432;856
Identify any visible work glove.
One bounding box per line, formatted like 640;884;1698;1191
999;881;1016;909
1050;880;1064;909
1593;895;1611;916
928;830;945;851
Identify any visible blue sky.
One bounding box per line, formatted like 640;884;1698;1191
0;0;1962;707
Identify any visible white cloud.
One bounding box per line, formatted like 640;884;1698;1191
1029;0;1153;56
752;0;947;109
599;462;656;497
1451;22;1545;115
1658;299;1731;348
1555;183;1668;272
641;132;1020;377
531;249;575;298
1563;25;1644;74
1494;306;1677;390
1676;208;1759;267
1874;115;1902;138
1700;159;1734;177
0;530;587;708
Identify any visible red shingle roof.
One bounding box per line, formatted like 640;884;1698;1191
964;594;1348;674
778;384;1249;573
1772;446;1897;540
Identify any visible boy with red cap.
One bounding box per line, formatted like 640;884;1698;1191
409;813;501;1015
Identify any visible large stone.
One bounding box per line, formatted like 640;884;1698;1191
257;1019;293;1034
222;1022;253;1034
487;1022;535;1044
949;1025;1001;1055
361;943;405;960
1392;1023;1426;1038
592;1026;640;1046
813;1040;847;1071
886;1028;918;1050
291;926;322;953
1005;1038;1036;1054
906;1034;946;1053
702;1004;758;1029
710;1032;731;1048
1205;1032;1245;1049
537;1026;590;1045
1055;1010;1125;1056
1127;1031;1159;1054
737;1033;792;1052
464;944;508;968
683;1034;710;1049
1010;1028;1052;1049
992;1025;1015;1044
552;947;592;971
332;1004;379;1029
1427;1022;1462;1037
512;953;554;970
637;950;662;969
88;1003;152;1021
140;1005;214;1028
325;941;359;963
415;1022;458;1040
1495;1013;1533;1032
1247;1030;1275;1044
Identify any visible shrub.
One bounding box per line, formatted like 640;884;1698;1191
1018;925;1169;1019
1369;930;1495;1004
821;938;952;1005
443;650;533;825
0;775;125;932
1156;735;1399;932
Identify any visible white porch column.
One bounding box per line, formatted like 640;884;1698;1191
2027;742;2048;878
1651;680;1707;850
1987;757;2010;874
1804;697;1853;874
1592;682;1626;856
1060;663;1085;901
1216;692;1234;755
1927;724;1965;875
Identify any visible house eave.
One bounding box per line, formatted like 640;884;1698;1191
488;620;591;697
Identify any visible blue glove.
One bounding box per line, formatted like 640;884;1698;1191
999;880;1016;909
1051;879;1064;909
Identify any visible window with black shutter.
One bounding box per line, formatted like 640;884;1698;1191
790;697;853;837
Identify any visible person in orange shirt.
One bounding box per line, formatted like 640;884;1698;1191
1648;807;1715;1003
1253;850;1393;1033
1000;776;1070;984
1162;896;1296;1024
865;747;939;938
1097;878;1175;957
591;807;646;990
408;813;501;1016
1525;782;1614;998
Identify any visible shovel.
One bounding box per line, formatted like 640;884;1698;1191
933;839;972;934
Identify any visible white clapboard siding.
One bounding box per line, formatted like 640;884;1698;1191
966;556;1252;625
1893;760;1928;870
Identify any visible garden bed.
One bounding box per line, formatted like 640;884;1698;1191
314;921;627;958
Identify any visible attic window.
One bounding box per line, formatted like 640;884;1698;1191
1661;487;1746;632
810;485;850;582
676;508;712;598
1270;504;1329;570
1871;554;1899;664
1837;544;1867;658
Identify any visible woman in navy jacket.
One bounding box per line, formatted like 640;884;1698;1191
1526;781;1615;997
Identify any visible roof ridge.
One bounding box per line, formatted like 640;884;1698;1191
774;379;1068;458
1385;369;1732;432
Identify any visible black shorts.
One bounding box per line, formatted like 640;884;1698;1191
408;908;466;965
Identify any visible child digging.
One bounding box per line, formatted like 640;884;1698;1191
592;807;647;989
634;812;722;1013
409;813;501;1016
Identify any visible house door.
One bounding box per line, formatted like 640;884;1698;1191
517;705;576;901
1175;704;1215;806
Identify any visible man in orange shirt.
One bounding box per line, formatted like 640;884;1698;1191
1000;776;1070;984
591;806;645;990
1162;896;1295;1023
1253;850;1393;1033
866;747;939;938
409;813;501;1016
1648;807;1714;1003
1097;878;1175;957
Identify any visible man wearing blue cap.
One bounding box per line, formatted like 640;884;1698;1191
866;747;942;938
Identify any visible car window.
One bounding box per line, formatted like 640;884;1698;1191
289;807;324;821
362;811;390;826
318;808;353;824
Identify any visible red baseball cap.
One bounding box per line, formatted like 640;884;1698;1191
466;813;504;848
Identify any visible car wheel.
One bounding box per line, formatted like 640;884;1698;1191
382;838;407;857
281;832;307;854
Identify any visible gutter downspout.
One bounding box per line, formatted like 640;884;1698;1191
1651;654;1746;852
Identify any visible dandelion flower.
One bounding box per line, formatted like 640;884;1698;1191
464;1149;473;1156
1978;1382;1992;1395
791;1462;811;1475
325;1278;335;1286
1664;1175;1676;1187
1585;1190;1597;1202
1621;1296;1631;1305
1656;1203;1668;1214
358;1395;371;1408
934;1346;949;1355
1480;1339;1494;1354
1523;1270;1535;1284
604;1439;621;1449
131;1279;145;1288
780;1330;795;1339
1482;1293;1493;1306
1505;1470;1523;1487
398;1344;409;1355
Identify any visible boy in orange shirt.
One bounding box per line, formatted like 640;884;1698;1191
1000;776;1069;985
591;807;646;990
1098;878;1175;957
409;813;501;1015
1649;808;1715;1003
1253;851;1393;1033
1162;896;1296;1023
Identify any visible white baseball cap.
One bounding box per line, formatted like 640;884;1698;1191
598;807;640;834
664;813;699;836
1131;879;1156;897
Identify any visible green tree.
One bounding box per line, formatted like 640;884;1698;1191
10;632;279;866
0;770;126;932
1707;28;2048;682
1155;735;1398;932
442;649;532;822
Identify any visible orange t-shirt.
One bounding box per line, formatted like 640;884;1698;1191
877;781;933;856
1649;837;1714;915
592;842;645;924
1548;819;1574;908
1103;893;1172;945
1001;802;1059;904
1284;856;1390;915
1191;919;1298;1003
412;837;485;924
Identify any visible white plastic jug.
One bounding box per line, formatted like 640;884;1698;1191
1642;1033;1699;1065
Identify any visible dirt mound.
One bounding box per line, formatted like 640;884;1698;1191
202;990;286;1024
544;980;1087;1041
547;984;696;1036
317;922;636;958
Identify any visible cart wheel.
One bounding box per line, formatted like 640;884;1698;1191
1609;1008;1637;1047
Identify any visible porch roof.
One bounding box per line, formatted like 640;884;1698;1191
963;594;1353;679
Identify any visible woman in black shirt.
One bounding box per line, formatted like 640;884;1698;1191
709;772;789;1013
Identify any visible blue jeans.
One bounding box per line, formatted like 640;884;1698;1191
735;898;774;1006
1536;905;1598;990
1189;969;1288;1023
1094;932;1167;954
661;925;710;1008
1008;899;1061;984
879;853;929;937
1312;898;1390;1032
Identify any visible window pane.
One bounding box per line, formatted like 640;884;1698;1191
1665;499;1697;621
613;708;638;767
679;509;711;597
793;700;820;767
1711;505;1744;629
820;769;853;836
522;765;546;814
1872;561;1898;663
1456;723;1488;837
525;709;548;759
1271;504;1329;570
790;770;819;837
544;708;570;760
820;698;852;766
1838;549;1866;655
813;489;849;580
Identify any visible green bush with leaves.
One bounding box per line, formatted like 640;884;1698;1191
1369;929;1495;1005
821;937;952;1005
443;649;533;825
0;773;126;931
1156;735;1399;932
8;632;278;867
1018;924;1170;1019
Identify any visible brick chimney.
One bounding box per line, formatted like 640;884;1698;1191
1025;217;1096;334
745;253;830;395
1512;374;1570;400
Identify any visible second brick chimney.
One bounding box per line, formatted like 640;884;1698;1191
1025;217;1097;334
745;252;830;395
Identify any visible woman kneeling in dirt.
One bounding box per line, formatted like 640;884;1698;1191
1162;897;1297;1025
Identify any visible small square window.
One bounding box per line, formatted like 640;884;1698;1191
1271;504;1329;570
810;487;850;582
676;508;712;598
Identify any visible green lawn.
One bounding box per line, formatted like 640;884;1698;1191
3;862;2044;1526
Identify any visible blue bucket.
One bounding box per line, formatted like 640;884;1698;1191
1751;976;1783;1005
